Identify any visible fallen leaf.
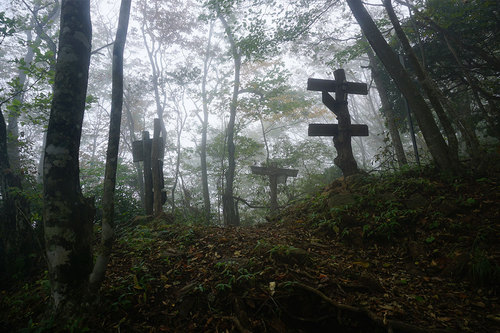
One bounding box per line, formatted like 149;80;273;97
269;281;276;296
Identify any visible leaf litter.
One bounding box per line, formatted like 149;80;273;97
1;168;499;332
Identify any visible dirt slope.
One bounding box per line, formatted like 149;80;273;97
1;167;499;332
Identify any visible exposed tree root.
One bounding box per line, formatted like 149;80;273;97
290;282;458;333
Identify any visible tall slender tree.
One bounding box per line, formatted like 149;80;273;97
199;21;215;224
89;0;131;292
218;9;241;226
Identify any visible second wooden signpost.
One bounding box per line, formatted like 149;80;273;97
132;118;165;216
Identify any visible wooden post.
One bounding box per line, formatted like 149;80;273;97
142;131;153;214
268;174;278;212
133;120;165;215
151;119;163;216
250;165;298;213
307;69;369;177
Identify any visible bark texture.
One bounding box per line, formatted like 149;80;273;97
43;0;94;314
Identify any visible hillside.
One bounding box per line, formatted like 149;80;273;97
1;165;499;332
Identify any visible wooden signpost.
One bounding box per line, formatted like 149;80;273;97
132;118;165;216
307;69;369;176
251;164;298;213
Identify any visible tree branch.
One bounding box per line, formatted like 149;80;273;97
91;42;115;55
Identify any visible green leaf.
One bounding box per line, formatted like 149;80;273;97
425;236;435;243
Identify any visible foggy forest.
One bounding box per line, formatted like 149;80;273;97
0;0;499;331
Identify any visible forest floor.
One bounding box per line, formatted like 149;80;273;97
1;163;500;332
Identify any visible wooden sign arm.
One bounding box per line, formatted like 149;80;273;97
322;91;348;116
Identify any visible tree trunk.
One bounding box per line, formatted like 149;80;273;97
259;116;271;164
219;12;240;226
143;131;153;214
171;105;187;216
43;0;94;315
141;20;168;151
0;108;36;282
365;42;407;167
346;0;459;173
200;22;213;224
383;0;459;160
152;118;164;216
89;0;131;293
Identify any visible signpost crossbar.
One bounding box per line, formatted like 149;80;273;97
307;78;368;95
